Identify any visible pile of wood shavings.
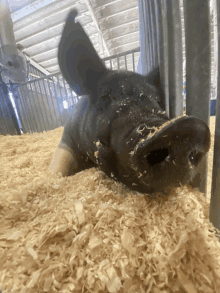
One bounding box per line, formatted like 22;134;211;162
0;117;220;293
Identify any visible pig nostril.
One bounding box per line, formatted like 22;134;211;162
146;148;170;166
189;151;203;166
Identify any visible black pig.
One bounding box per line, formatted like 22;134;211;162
49;9;210;194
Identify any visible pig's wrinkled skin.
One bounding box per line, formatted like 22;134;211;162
49;9;210;194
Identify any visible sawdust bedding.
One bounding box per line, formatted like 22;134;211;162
0;116;220;293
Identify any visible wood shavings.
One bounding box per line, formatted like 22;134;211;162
0;117;219;292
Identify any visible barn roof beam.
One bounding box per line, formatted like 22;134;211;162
84;0;110;56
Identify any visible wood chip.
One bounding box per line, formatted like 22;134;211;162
0;117;219;292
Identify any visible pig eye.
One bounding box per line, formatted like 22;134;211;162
146;148;170;166
189;151;203;166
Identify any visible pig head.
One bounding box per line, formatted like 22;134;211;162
49;9;210;194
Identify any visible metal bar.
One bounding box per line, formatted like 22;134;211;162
138;0;150;74
21;73;61;85
21;84;37;133
41;79;56;130
125;55;127;71
16;86;29;133
0;101;9;135
0;77;21;135
26;83;41;133
61;74;71;123
38;80;51;131
210;0;220;230
0;76;11;134
157;0;169;116
68;81;77;109
132;52;135;72
18;85;34;133
0;118;7;135
24;53;51;76
147;0;153;70
150;0;158;67
51;74;63;128
56;76;65;126
167;0;183;118
110;59;113;70
29;82;46;132
185;0;211;195
85;0;110;56
47;76;60;129
117;55;120;72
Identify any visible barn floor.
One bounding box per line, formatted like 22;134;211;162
0;116;220;293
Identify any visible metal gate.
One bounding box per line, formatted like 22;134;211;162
15;47;140;134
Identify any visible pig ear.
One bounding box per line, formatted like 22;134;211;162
144;67;165;111
58;9;107;96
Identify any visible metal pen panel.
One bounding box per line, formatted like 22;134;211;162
0;99;10;135
32;80;49;131
117;56;120;72
46;76;60;129
0;84;11;135
48;76;60;128
61;74;72;121
0;81;20;135
16;47;140;135
25;84;39;133
30;82;47;132
41;78;56;131
51;74;63;128
125;55;127;72
56;76;66;126
68;80;78;109
53;74;63;127
185;0;211;196
210;0;220;230
110;59;113;70
17;85;34;133
132;52;135;72
26;83;43;133
19;85;35;133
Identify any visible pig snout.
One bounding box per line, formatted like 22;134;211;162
128;116;211;193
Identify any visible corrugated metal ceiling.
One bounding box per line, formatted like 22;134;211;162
7;0;216;84
9;0;140;75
